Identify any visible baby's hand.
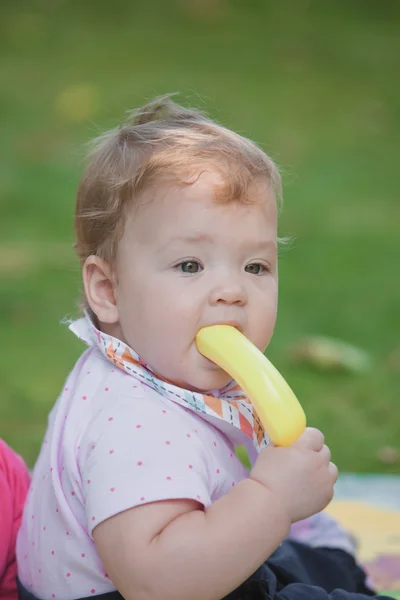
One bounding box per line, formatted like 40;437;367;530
250;427;338;523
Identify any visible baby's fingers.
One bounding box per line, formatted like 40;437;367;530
292;427;325;452
329;461;339;483
318;444;331;463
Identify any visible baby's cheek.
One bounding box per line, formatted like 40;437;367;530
253;314;276;351
154;340;184;375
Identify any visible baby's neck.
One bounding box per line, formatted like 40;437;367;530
98;320;126;343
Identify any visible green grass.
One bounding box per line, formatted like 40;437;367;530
0;0;399;472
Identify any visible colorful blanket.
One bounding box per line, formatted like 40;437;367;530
326;474;400;598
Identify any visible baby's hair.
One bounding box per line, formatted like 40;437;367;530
74;94;282;267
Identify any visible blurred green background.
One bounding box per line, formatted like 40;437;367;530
0;0;399;472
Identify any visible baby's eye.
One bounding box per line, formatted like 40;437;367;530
178;260;203;274
245;263;268;275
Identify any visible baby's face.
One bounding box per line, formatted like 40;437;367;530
113;170;278;391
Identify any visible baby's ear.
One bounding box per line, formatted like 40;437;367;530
82;256;119;324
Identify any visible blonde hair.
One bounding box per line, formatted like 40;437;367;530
74;95;282;267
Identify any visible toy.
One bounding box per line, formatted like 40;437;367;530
196;325;306;446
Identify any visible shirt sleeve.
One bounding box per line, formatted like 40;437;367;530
0;439;30;593
79;393;214;535
0;464;12;580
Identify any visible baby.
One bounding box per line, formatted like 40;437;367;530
16;97;393;600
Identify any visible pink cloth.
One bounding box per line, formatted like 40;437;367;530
0;439;30;600
17;346;249;600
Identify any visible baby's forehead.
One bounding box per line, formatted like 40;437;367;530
136;166;276;211
120;173;277;250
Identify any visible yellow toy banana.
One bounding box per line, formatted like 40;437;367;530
196;325;306;446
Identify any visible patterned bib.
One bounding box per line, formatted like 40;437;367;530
69;314;269;453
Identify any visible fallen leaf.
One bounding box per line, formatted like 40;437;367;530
289;336;372;373
377;446;400;465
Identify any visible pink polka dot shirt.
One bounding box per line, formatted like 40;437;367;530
16;346;250;599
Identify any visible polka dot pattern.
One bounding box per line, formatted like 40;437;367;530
17;340;250;598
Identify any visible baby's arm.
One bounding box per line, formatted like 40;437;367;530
94;478;287;600
94;428;337;600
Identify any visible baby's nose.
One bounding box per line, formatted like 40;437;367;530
209;282;248;306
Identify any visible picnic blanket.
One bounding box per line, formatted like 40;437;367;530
326;474;400;598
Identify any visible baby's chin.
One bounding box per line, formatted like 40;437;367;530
183;367;232;393
154;354;232;393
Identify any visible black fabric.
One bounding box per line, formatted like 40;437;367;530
223;543;383;600
17;540;396;600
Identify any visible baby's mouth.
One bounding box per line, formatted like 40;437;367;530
195;323;243;371
199;321;243;335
